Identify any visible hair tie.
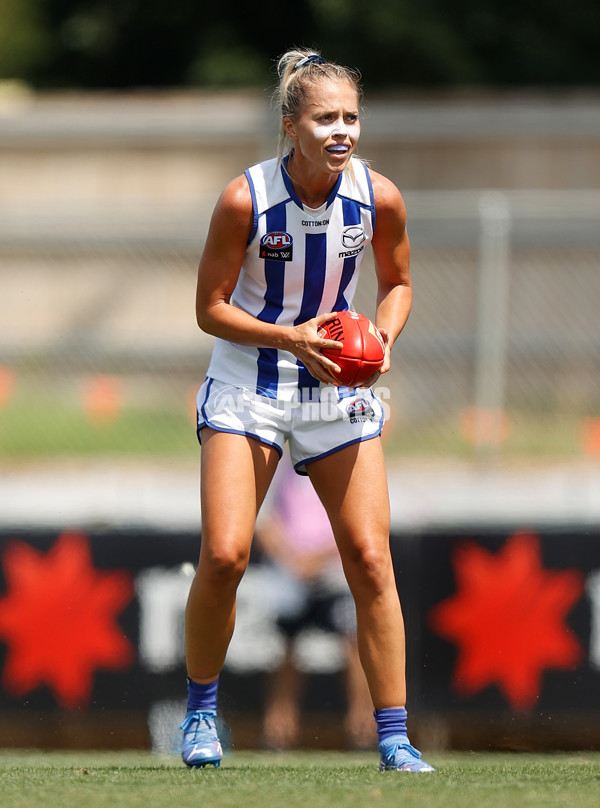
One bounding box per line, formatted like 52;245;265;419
293;54;327;71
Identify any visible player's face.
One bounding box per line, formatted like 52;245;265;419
284;79;360;175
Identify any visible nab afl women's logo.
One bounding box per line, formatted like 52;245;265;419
260;231;293;261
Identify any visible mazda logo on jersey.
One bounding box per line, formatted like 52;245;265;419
260;231;293;261
342;226;365;249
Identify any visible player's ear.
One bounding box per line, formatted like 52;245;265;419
283;117;297;141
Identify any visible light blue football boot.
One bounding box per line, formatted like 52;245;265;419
378;734;435;772
180;710;223;768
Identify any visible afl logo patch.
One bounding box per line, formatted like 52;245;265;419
260;231;293;261
342;226;365;249
346;397;375;422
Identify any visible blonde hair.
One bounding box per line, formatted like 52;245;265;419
273;48;363;161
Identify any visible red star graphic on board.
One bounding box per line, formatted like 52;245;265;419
0;532;134;708
428;531;584;711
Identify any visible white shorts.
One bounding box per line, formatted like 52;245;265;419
196;378;385;475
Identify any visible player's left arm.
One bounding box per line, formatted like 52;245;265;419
369;170;412;375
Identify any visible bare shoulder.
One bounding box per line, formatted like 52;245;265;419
371;171;406;234
369;169;407;229
209;173;253;239
215;173;253;217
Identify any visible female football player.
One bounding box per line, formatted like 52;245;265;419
180;48;434;773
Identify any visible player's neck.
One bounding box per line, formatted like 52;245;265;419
286;153;339;209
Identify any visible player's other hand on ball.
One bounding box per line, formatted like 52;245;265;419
349;325;390;387
369;325;391;379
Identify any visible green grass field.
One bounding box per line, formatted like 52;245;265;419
1;751;599;808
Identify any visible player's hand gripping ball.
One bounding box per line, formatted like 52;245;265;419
318;310;385;387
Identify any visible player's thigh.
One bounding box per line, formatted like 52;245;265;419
199;427;280;555
306;437;390;555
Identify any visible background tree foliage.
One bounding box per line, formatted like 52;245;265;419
1;0;599;89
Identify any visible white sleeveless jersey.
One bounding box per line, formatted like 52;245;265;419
206;155;376;401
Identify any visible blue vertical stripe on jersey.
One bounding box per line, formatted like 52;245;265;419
255;202;288;398
295;232;327;397
342;195;361;224
296;232;327;323
333;196;362;311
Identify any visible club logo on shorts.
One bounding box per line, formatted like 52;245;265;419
260;231;293;261
346;397;375;423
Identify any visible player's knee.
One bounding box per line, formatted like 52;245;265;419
344;544;392;598
202;544;249;585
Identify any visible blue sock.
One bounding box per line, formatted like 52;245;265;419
186;676;219;714
374;707;408;744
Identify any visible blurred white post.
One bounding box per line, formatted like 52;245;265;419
474;192;511;456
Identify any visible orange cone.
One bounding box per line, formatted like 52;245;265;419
0;366;15;409
83;375;123;425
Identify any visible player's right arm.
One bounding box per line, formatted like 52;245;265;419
195;174;259;339
195;175;341;383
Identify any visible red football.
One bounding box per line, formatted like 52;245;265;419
318;310;385;387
